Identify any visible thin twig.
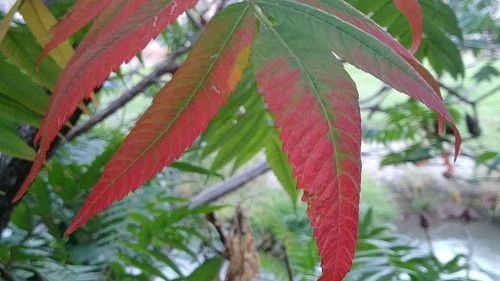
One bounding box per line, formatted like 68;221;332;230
439;83;475;106
189;162;270;209
186;10;202;31
206;213;226;245
474;84;500;104
0;264;18;281
282;240;294;281
64;49;187;141
359;85;390;104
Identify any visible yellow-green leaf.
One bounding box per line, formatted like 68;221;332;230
0;121;36;160
0;0;23;44
18;0;73;68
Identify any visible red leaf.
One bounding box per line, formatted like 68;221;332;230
64;3;255;235
254;1;461;278
253;25;361;281
306;1;434;89
296;0;460;156
14;0;197;202
393;0;423;54
38;0;113;63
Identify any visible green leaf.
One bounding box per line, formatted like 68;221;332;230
473;64;499;83
1;27;61;89
18;0;74;68
11;204;34;231
0;0;23;44
119;254;169;281
201;69;258;158
0;53;49;115
423;25;463;78
203;72;270;172
381;144;433;166
174;257;223;281
171;161;223;179
211;111;265;171
125;242;184;277
29;177;52;216
477;151;498;164
231;119;269;172
265;130;298;206
0;121;36;160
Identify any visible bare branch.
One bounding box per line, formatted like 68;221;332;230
189;162;270;209
439;83;475;106
64;48;189;141
282;241;294;281
474;83;500;104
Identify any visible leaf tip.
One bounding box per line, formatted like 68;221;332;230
63;224;77;236
393;0;423;54
452;126;462;162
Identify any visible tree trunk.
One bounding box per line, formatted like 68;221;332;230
0;107;84;233
0;126;36;231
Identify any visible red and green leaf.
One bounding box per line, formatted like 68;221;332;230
300;0;447;133
257;0;460;156
304;0;437;91
64;3;255;235
15;0;198;202
253;1;460;279
252;18;362;281
393;0;423;54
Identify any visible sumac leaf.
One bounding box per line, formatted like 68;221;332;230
15;0;198;202
393;0;423;53
257;0;460;157
253;22;362;281
39;0;113;62
64;3;255;234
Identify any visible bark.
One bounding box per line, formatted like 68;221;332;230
0;126;36;231
0;112;81;232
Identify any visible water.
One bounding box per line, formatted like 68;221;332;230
398;218;500;280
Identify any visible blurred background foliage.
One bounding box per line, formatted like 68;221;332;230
0;0;499;280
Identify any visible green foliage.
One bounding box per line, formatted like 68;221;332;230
1;26;61;89
473;64;499;83
265;130;299;206
347;209;479;281
252;189;493;281
0;133;222;281
0;121;35;160
200;69;298;204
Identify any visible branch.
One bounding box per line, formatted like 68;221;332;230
439;83;475;106
189;162;270;209
474;83;500;104
359;85;390;104
0;264;18;281
282;241;294;281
